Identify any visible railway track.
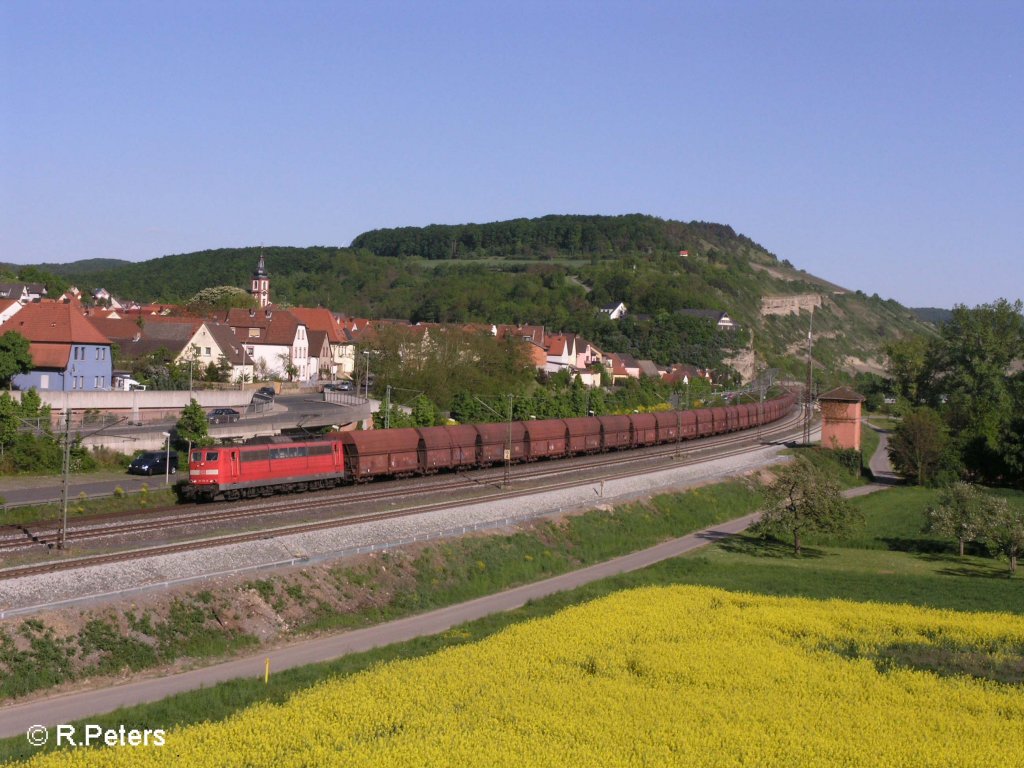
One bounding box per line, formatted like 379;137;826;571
0;410;809;580
1;412;804;553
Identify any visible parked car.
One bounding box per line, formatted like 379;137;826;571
324;380;353;392
254;386;276;399
128;450;178;476
207;408;241;424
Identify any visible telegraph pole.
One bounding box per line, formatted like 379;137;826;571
474;394;516;489
803;308;814;445
758;371;765;441
57;409;72;550
505;394;513;489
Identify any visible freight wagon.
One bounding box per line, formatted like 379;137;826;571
183;393;798;501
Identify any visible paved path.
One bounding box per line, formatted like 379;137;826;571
864;420;901;484
0;479;892;738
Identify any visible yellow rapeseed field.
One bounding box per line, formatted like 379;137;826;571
23;586;1024;767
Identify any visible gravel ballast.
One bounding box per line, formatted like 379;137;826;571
0;443;793;618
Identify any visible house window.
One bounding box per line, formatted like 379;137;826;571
205;347;211;356
248;328;259;338
94;376;98;388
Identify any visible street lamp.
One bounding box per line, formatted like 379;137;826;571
162;431;171;485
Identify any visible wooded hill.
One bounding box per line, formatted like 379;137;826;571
44;214;935;385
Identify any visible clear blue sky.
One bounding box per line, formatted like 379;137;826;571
2;1;1020;308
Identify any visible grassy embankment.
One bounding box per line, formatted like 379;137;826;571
2;451;1021;764
0;485;179;527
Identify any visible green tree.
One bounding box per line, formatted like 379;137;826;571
174;399;211;451
0;392;20;457
372;403;414;429
925;482;988;557
16;266;69;297
186;285;257;314
924;299;1024;480
884;335;929;406
754;458;860;555
978;496;1024;576
410;394;438;427
887;407;952;486
0;331;33;388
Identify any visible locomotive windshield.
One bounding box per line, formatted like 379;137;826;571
191;451;201;462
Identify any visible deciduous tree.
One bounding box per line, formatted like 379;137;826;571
0;331;32;388
924;299;1024;479
925;482;987;557
174;398;211;451
755;458;860;555
979;497;1024;576
887;407;952;486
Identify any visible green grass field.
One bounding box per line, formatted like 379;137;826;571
2;482;1021;764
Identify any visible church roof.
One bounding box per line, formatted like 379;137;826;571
253;252;268;278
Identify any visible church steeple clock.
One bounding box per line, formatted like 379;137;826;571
251;250;270;308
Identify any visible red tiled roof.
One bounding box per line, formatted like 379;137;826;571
11;302;110;345
264;311;300;346
28;343;71;369
289;307;346;344
605;353;629;377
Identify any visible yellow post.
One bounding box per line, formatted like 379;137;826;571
264;657;270;684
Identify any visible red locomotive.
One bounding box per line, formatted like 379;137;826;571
183;393;797;501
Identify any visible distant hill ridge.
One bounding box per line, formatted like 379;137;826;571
35;213;933;381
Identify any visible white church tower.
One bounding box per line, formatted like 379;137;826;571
251;251;270;308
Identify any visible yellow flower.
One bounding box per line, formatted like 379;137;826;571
20;586;1024;767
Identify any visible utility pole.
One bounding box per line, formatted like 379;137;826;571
474;395;516;489
757;369;765;441
384;385;391;429
803;307;814;445
505;394;513;489
57;409;72;550
52;412;128;550
675;380;683;459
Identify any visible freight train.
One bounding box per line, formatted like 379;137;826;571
182;393;797;501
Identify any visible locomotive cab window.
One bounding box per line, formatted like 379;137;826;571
191;451;202;462
205;451;219;461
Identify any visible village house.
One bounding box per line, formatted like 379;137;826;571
86;315;256;383
599;301;627;320
0;282;48;304
10;301;112;391
289;307;357;380
0;298;24;326
219;308;310;381
676;308;739;332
